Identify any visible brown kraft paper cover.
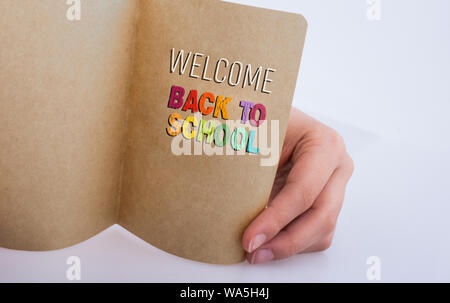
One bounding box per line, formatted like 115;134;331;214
118;0;307;264
0;0;307;264
0;0;137;250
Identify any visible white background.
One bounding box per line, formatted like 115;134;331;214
1;0;449;282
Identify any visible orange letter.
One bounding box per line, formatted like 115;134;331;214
213;96;232;120
166;113;183;136
199;92;215;116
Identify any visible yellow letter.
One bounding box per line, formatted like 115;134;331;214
182;116;198;139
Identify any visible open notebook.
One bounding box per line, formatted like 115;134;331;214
0;0;307;264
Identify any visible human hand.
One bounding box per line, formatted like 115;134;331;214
242;107;354;264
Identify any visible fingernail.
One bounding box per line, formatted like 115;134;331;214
248;234;266;252
251;249;274;264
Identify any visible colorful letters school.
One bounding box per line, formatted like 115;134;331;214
166;85;267;154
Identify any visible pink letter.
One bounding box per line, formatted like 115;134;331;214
168;85;185;109
250;103;266;127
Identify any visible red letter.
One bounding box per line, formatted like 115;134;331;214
182;90;199;113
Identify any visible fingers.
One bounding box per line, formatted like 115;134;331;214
247;166;351;263
243;138;338;254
